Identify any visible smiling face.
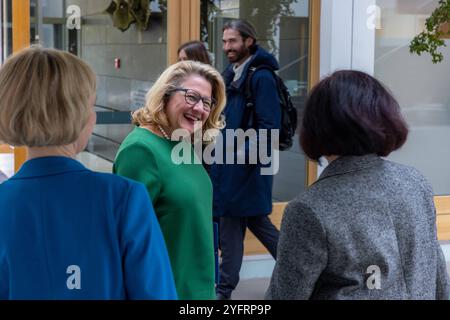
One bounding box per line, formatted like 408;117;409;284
165;74;212;135
222;28;253;65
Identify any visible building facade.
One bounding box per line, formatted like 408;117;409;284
1;0;449;251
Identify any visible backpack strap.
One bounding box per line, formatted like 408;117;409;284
241;65;276;129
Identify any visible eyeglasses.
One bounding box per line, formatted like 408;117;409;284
168;88;216;112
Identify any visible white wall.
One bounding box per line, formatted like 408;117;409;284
318;0;376;175
320;0;375;77
320;0;353;77
352;0;376;73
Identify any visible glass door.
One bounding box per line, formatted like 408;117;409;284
374;0;450;238
201;0;314;202
0;0;12;64
24;0;169;171
200;0;320;255
6;0;202;174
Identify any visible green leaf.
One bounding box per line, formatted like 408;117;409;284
409;0;450;63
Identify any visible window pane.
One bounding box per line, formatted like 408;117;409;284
65;0;167;168
202;0;311;202
375;0;450;195
41;24;63;49
41;0;63;18
0;0;12;62
1;1;14;178
25;1;168;170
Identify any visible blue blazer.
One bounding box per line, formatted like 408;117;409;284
0;156;177;300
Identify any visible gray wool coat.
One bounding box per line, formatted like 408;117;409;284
266;154;450;300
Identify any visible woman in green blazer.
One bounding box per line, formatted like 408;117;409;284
114;61;226;300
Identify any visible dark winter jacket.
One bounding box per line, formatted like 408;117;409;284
210;45;281;217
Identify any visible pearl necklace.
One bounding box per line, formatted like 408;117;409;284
157;124;170;140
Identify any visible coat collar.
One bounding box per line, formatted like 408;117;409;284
228;54;256;90
315;154;383;184
11;156;89;180
232;55;253;82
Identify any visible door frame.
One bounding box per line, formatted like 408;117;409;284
167;0;200;66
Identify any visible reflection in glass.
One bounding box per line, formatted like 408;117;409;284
65;0;167;164
30;1;168;169
375;0;450;194
1;0;12;63
202;0;310;201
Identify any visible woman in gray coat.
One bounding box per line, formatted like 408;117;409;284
266;70;449;300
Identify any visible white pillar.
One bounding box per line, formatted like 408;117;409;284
317;0;376;175
352;0;376;74
320;0;376;76
320;0;353;78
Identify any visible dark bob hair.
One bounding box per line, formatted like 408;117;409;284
177;41;211;65
300;70;408;161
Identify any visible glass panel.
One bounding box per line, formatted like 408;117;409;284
202;0;310;202
16;1;168;170
28;1;168;171
76;0;167;166
40;23;64;49
0;0;12;63
375;0;450;195
41;0;64;18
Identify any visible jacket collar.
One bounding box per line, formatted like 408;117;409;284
232;55;253;82
228;55;256;90
11;156;89;180
315;154;383;184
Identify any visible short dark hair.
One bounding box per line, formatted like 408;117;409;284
177;41;211;65
300;70;408;161
223;19;258;50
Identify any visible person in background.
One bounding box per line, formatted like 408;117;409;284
0;46;177;300
114;61;226;300
210;19;281;300
178;40;212;65
266;70;450;300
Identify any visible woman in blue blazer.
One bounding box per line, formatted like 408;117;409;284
0;46;177;300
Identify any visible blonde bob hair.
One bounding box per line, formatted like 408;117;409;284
0;46;96;147
132;60;226;143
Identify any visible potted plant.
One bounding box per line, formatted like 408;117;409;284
410;0;450;63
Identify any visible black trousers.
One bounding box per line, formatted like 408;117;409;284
216;216;279;298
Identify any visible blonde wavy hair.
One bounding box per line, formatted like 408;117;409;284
132;60;226;143
0;46;96;147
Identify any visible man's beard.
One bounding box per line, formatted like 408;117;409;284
225;45;250;64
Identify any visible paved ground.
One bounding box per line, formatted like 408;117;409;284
230;259;450;300
229;278;271;300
